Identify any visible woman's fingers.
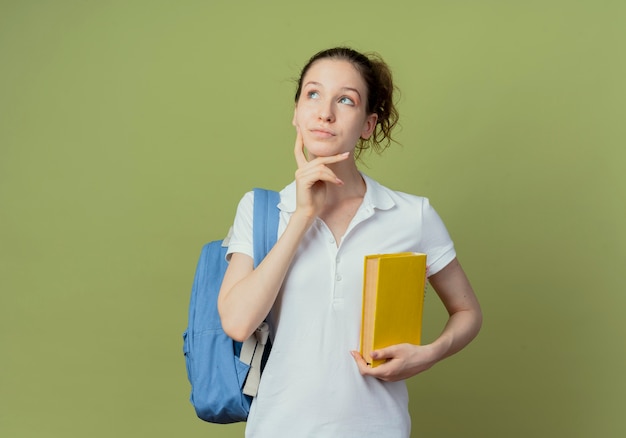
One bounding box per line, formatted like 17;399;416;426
294;128;308;169
293;128;351;170
299;151;350;189
293;128;352;217
296;164;343;187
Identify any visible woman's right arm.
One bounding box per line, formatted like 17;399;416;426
217;211;313;341
217;130;349;341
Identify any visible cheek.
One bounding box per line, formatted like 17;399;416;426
292;104;309;127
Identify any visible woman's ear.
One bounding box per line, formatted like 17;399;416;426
361;113;378;139
292;107;297;127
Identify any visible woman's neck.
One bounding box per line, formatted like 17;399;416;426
324;158;366;202
317;158;366;245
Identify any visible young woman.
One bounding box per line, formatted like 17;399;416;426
218;47;482;437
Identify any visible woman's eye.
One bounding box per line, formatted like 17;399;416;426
339;96;355;105
307;91;320;99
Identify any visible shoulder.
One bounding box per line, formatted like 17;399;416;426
234;190;255;218
363;174;433;212
276;181;297;213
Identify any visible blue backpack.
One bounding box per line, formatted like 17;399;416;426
183;188;280;423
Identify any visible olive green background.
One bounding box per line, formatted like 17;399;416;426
1;1;624;437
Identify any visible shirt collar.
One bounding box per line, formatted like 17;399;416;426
277;173;395;213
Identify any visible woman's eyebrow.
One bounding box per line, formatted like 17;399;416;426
304;82;362;98
304;81;322;88
341;87;361;98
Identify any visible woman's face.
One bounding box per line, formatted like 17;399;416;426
293;59;377;159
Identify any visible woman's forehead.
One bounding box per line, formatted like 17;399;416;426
302;59;367;91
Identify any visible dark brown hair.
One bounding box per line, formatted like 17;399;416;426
295;47;399;157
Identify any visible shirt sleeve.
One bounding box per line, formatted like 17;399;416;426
419;198;456;276
225;191;255;261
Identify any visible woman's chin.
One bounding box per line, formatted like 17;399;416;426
304;141;351;159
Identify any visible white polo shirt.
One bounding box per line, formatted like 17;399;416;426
227;174;456;438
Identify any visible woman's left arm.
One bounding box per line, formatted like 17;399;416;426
351;257;482;382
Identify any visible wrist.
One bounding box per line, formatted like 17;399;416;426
291;209;317;227
423;338;451;365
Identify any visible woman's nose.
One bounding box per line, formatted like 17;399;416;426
318;103;335;122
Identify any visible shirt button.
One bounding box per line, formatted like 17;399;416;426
336;274;342;281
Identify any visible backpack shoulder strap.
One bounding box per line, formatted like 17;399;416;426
240;188;280;398
252;188;280;269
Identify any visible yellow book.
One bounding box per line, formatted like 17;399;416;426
359;252;427;367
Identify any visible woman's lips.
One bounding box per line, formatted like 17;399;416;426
310;128;336;139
